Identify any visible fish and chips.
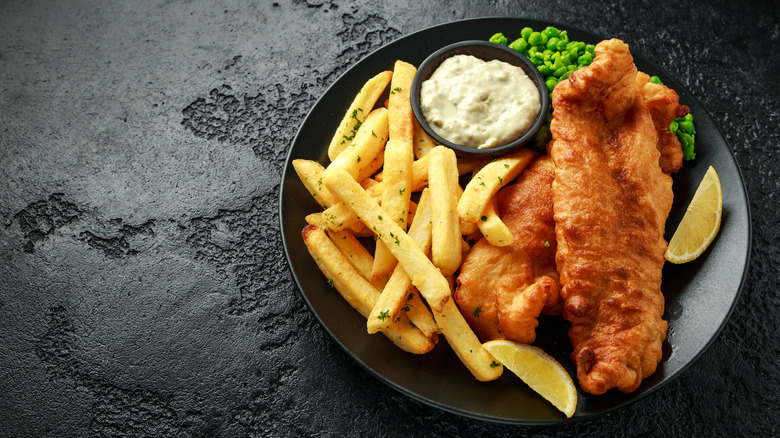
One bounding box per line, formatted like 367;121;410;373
294;34;694;407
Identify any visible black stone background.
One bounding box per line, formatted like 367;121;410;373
1;0;777;436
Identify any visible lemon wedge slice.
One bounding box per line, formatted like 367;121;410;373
665;166;722;264
482;340;577;418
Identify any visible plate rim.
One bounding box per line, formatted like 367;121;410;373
278;16;752;425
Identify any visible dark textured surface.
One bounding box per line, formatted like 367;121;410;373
0;0;777;436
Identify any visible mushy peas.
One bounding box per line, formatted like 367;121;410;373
420;54;540;149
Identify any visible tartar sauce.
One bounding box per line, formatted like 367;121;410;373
420;54;540;149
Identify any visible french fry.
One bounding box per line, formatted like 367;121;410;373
305;212;327;228
356;154;384;183
301;224;435;354
325;229;374;280
388;60;416;145
352;105;390;147
477;193;514;246
324;108;388;182
325;228;388;291
328;71;392;160
428;146;461;276
367;264;411;333
370;139;414;281
409;154;432;191
458;149;536;223
293;159;339;209
321;201;363;232
456;183;478;236
310;210;372;236
400;288;440;338
370;241;395;283
413;118;437;159
433;285;504;381
380;140;414;227
368;188;433;334
360;177;380;191
323;170;451;312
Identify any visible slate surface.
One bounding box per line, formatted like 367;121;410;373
1;0;777;436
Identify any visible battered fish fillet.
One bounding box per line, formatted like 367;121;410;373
549;39;674;395
455;155;562;344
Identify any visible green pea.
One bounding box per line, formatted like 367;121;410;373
546;37;560;50
650;75;663;84
521;27;533;40
681;132;694;148
577;53;592;66
542;26;560;39
551;66;567;77
552;55;564;70
681;133;696;160
669;120;679;133
545;77;558;91
586;44;595;54
560;70;571;81
489;33;508;45
678;120;695;134
509;38;528;53
528;32;545;47
559;30;569;43
556;39;568;51
567;64;578;72
538;65;553;76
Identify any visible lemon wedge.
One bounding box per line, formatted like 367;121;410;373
665;166;722;264
482;340;577;418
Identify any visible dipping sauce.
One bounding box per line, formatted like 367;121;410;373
420;54;540;149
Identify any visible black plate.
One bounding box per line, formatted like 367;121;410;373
279;17;751;424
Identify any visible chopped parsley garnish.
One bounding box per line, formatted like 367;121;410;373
339;107;364;144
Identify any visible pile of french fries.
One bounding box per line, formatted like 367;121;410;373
294;60;537;382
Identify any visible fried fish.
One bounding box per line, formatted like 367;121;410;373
549;39;681;395
455;155;562;344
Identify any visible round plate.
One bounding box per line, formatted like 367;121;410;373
279;17;751;424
